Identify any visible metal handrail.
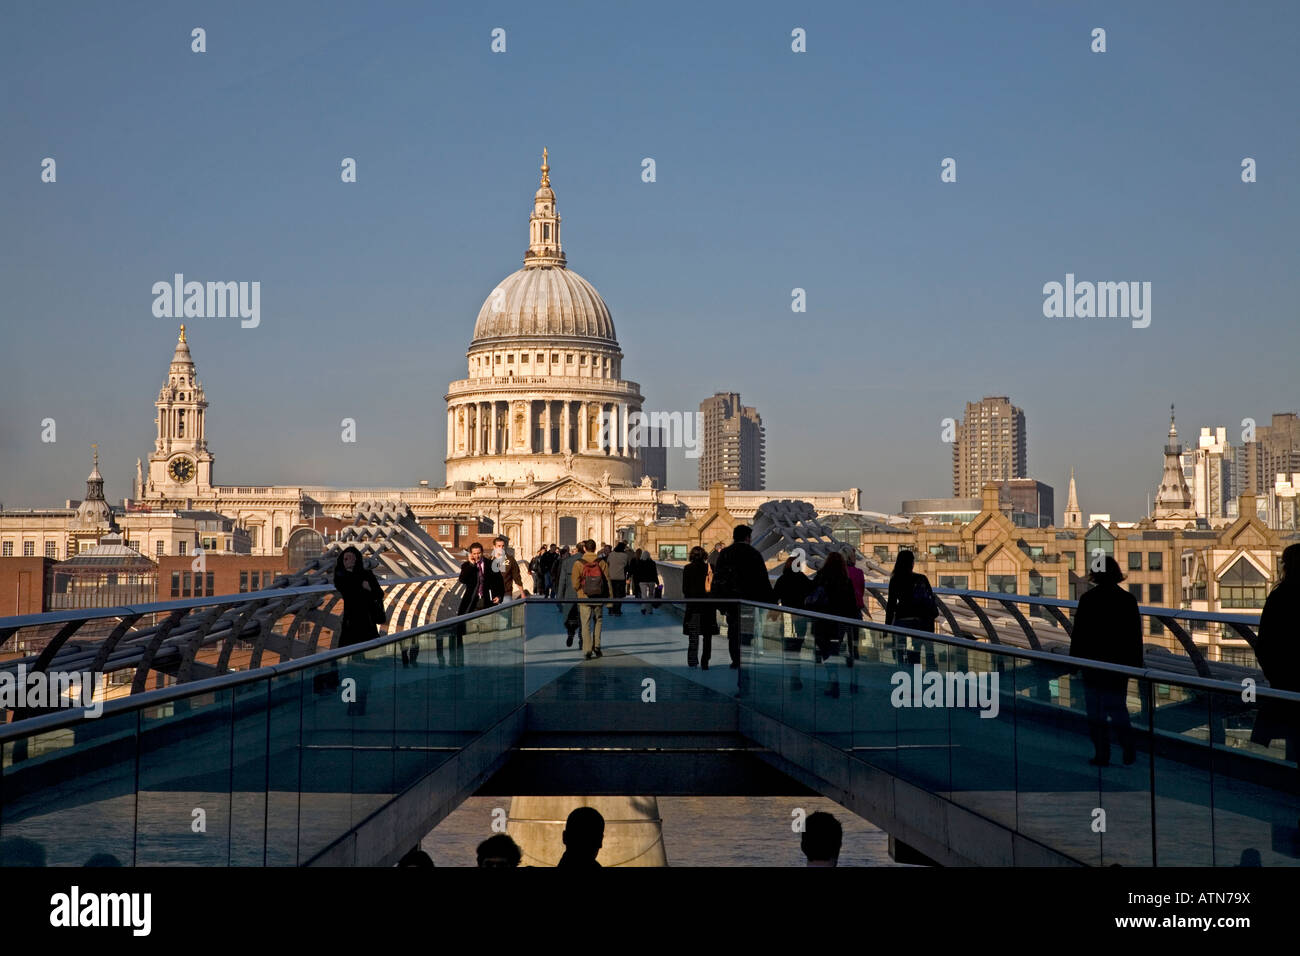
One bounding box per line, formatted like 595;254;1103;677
0;593;512;744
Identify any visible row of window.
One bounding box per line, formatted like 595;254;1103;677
475;352;615;373
239;570;274;592
171;571;215;598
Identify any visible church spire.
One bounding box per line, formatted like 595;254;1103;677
1064;466;1082;528
525;147;565;268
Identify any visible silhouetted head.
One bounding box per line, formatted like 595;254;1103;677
801;812;842;866
1090;556;1125;586
822;551;847;579
476;834;522;868
83;853;122;867
397;846;435;868
892;550;915;578
689;546;707;564
732;525;752;544
562;807;605;861
1281;544;1300;585
615;541;626;553
335;546;363;576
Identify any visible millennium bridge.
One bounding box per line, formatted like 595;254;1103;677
0;500;1295;867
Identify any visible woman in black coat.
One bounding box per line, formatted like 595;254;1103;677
773;555;813;652
333;546;386;648
807;552;858;697
682;546;719;668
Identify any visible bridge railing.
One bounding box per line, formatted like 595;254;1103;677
0;573;461;720
655;560;1265;683
0;597;525;866
654;596;1300;866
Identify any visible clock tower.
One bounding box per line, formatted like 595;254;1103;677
146;325;214;498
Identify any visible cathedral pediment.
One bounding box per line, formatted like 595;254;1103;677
521;476;613;502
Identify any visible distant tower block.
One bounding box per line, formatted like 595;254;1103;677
507;795;668;867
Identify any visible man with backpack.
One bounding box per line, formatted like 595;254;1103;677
571;539;610;659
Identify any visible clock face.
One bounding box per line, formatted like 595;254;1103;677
169;457;195;482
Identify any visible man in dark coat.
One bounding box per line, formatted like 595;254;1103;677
447;542;504;666
1252;544;1300;771
1069;556;1144;766
711;525;775;671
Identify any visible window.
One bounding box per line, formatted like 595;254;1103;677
157;541;165;557
459;524;470;535
23;541;34;557
171;572;181;597
566;354;573;363
239;571;248;593
1085;525;1115;562
274;527;283;548
1129;583;1143;602
1065;552;1076;570
1029;574;1057;598
202;537;216;551
1148;552;1163;570
1128;552;1142;571
1220;558;1267;608
938;575;968;590
551;353;559;363
45;541;57;558
521;353;528;363
182;572;191;598
1;542;11;557
507;354;513;363
580;355;587;364
988;574;1017;595
1149;583;1163;605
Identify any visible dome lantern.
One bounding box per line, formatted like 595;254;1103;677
525;147;565;268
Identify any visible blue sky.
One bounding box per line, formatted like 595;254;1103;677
1;0;1296;519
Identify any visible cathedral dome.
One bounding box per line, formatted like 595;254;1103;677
469;148;618;349
471;266;616;345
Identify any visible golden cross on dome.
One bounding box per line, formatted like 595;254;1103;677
540;147;550;187
179;324;186;343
